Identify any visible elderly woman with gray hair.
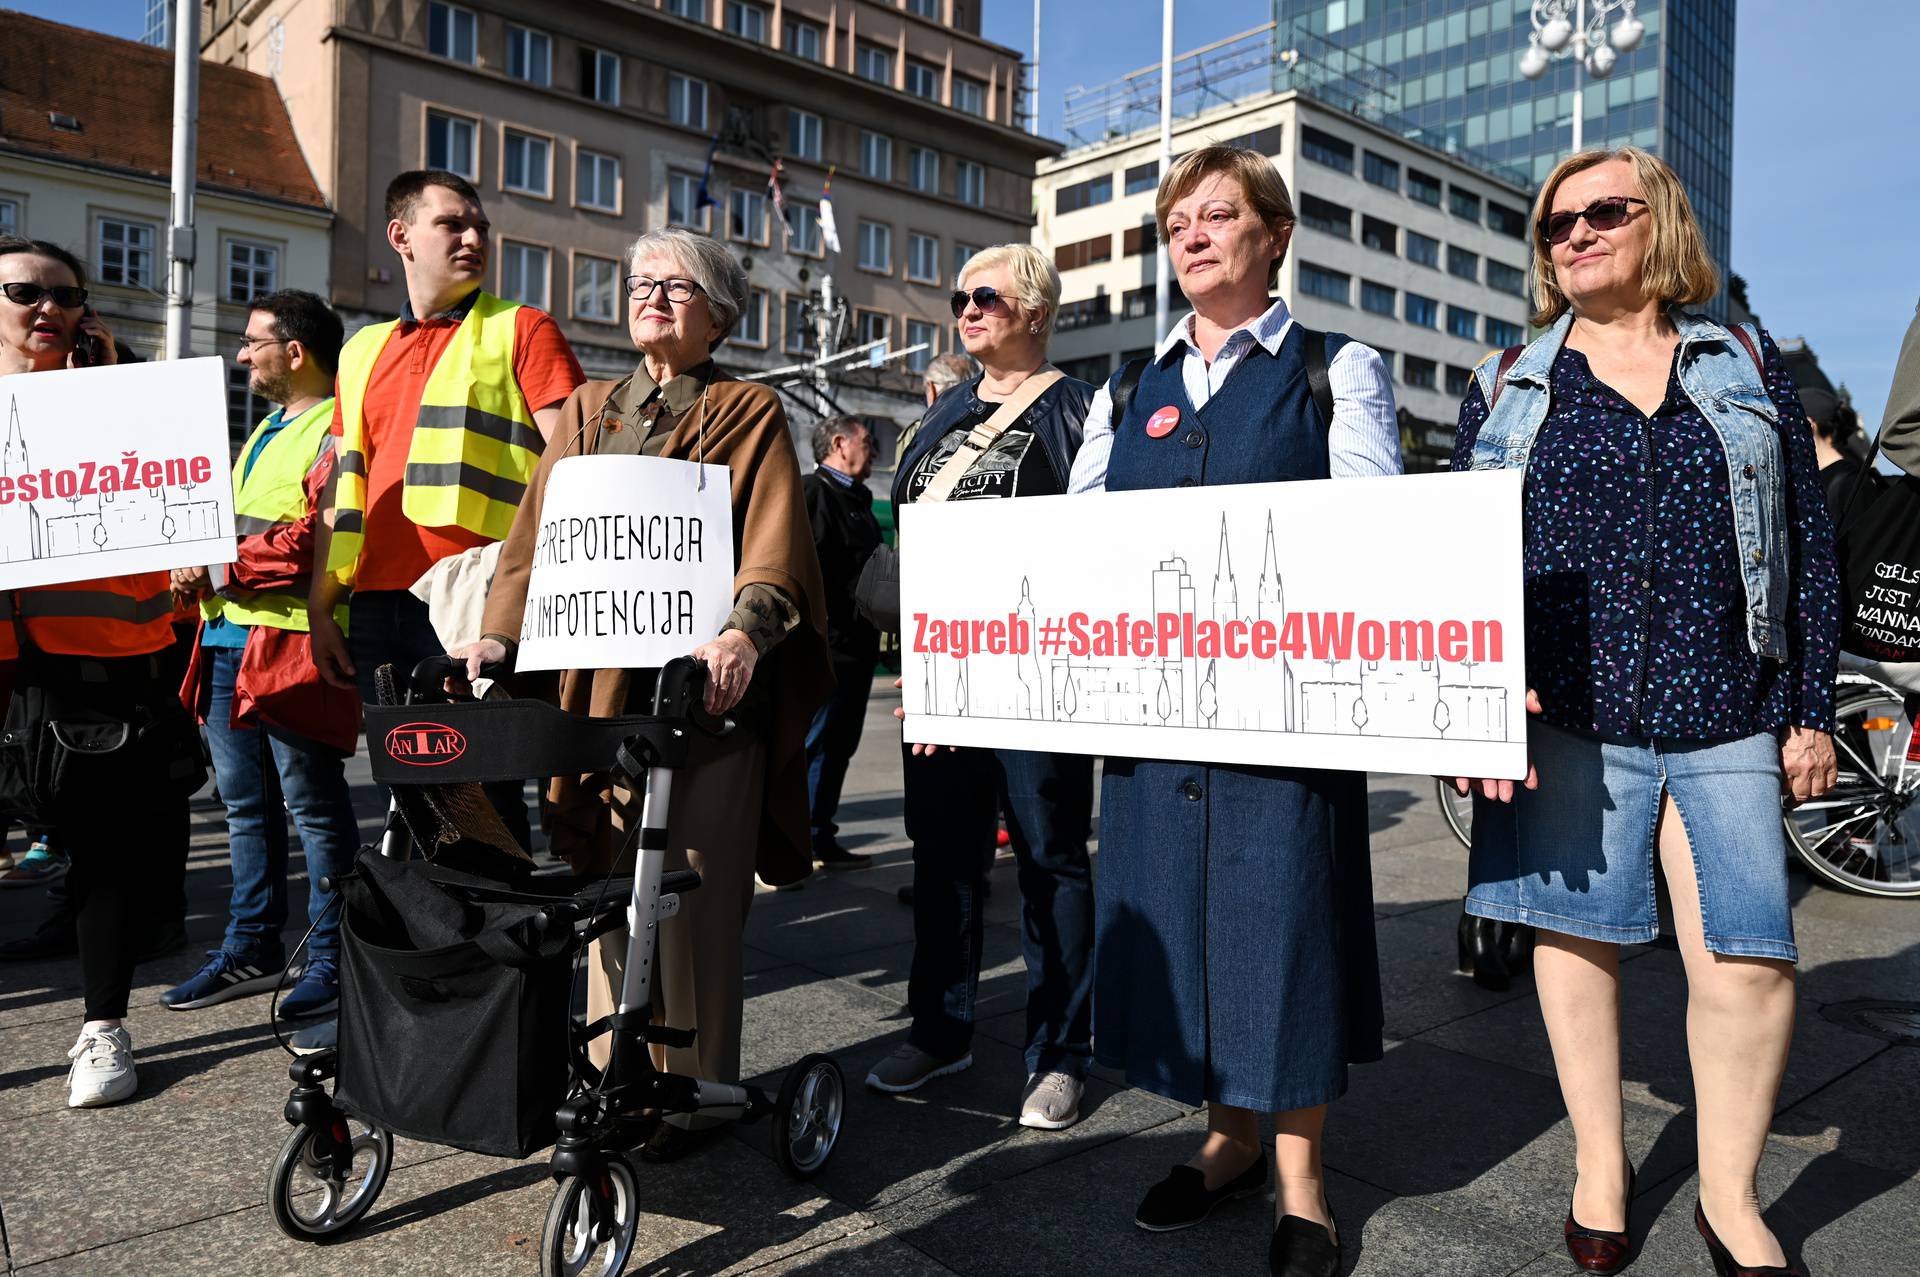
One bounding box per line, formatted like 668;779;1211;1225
467;227;831;1163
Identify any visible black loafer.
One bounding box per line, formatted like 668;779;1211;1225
1135;1157;1266;1232
1269;1213;1341;1277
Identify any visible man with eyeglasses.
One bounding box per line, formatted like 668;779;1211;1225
309;170;582;849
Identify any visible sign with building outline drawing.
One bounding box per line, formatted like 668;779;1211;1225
0;358;236;590
900;469;1528;779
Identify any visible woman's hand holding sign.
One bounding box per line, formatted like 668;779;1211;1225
1446;687;1544;802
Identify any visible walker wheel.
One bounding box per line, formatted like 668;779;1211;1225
267;1117;393;1242
771;1053;844;1179
540;1155;640;1277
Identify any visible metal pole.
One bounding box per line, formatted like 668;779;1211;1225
1570;0;1585;153
164;0;201;360
1030;0;1041;134
1153;0;1173;338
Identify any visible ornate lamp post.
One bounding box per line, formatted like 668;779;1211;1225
1517;0;1646;153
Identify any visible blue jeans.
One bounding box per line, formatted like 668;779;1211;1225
205;644;361;961
806;655;875;852
903;744;1095;1077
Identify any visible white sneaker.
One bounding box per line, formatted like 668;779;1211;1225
1018;1070;1083;1130
66;1023;137;1108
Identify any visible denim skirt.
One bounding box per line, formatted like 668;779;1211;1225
1466;721;1796;962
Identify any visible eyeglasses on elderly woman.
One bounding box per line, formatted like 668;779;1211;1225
948;286;1014;318
625;276;706;304
1539;196;1649;245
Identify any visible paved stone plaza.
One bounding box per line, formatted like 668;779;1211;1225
1;680;1915;1275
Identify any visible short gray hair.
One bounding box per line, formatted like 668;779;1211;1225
924;352;975;396
624;226;748;350
810;414;868;463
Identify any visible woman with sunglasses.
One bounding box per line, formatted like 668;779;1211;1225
871;244;1099;1133
0;236;200;1109
1450;148;1836;1276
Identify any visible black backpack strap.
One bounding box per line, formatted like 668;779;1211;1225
1295;326;1336;428
1111;357;1149;430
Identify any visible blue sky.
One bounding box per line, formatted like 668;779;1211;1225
20;0;1919;423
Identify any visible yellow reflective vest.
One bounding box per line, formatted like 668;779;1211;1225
326;291;540;586
202;398;342;632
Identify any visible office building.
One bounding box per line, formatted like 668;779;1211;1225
143;0;171;48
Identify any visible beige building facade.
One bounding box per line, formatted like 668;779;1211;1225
203;0;1057;437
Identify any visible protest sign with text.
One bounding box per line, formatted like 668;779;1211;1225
900;469;1528;779
515;455;734;673
0;358;236;590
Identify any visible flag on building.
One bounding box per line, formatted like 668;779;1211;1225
768;157;791;244
694;134;721;209
818;166;842;255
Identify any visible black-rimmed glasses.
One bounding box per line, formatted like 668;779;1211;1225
949;286;1009;318
1540;196;1649;245
237;336;291;353
625;276;705;303
0;282;88;309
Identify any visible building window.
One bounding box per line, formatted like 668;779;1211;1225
907;232;939;283
728;188;767;245
1447;246;1479;283
668;74;707;129
499;241;549;309
858;220;891;272
1404;355;1437;389
1406;231;1439;268
1361;215;1396;254
955;161;985;205
724;0;768;40
1124;161;1158;195
502;129;551;196
426;109;477;179
224;240;278;302
1446;305;1478;340
1298;263;1350;305
1408;168;1442;207
1055;174;1112;214
905;59;941;101
0;198;16;235
1054;233;1112;272
952;76;986;116
1486;316;1525;348
905;318;938;372
1405;293;1438;328
1363;151;1399;192
580;48;620;105
855;308;890;348
1122;281;1185;319
909;147;940;194
1487;202;1528;240
1446;364;1473;398
96;217;156;288
905;0;940;16
427;2;476;64
664;0;706;19
1220;124;1282;155
1487;260;1527;298
1449;187;1483;224
576;149;621;212
1374;349;1396;382
785;200;822;255
227;363;265;443
855;42;892;84
736;288;768;346
1360;280;1395;317
573;254;619;323
784;19;823;60
1299;194;1351;239
1300;126;1354;174
1055;296;1112;332
952;241;980;280
667;172;709;229
505;25;551;86
1121;222;1159;257
784;295;811;353
1057;353;1111;384
860;131;893;181
787;109;823;162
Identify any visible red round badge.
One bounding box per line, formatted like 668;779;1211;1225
1144;405;1181;438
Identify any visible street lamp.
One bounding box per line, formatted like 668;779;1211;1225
1517;0;1644;153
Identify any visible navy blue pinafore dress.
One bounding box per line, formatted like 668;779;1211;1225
1094;326;1385;1112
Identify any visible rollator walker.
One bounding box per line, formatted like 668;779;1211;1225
266;656;845;1276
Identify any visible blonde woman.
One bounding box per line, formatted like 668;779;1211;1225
1452;148;1837;1276
866;244;1099;1133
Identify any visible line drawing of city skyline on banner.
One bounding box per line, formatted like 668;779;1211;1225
915;511;1510;746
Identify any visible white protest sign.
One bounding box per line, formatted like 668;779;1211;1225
515;454;735;673
0;357;236;590
900;469;1529;780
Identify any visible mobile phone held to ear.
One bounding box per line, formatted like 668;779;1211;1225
73;305;108;367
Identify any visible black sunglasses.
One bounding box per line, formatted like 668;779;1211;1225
949;286;1010;318
0;281;89;309
1540;196;1649;246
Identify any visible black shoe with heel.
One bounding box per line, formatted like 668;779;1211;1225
1563;1165;1635;1273
1694;1201;1806;1277
1134;1157;1265;1232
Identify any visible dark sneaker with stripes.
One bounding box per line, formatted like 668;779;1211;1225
279;958;339;1020
161;949;284;1010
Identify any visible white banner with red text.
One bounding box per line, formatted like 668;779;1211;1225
0;357;237;590
899;469;1529;780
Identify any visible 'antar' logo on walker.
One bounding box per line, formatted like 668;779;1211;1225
385;722;468;766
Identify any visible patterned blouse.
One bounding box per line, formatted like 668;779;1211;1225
1451;328;1838;740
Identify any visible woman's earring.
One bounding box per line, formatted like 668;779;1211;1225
1028;324;1039;335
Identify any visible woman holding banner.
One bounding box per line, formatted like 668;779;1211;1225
1451;148;1835;1276
465;227;830;1164
0;236;199;1109
1064;148;1400;1277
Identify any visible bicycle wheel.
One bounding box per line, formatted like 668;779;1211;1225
1784;688;1920;897
1436;778;1473;848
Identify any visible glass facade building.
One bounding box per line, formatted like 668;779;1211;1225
144;0;172;48
1274;0;1735;314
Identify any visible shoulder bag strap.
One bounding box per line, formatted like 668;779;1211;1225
917;367;1065;504
1729;323;1765;378
1296;326;1336;427
1486;345;1526;411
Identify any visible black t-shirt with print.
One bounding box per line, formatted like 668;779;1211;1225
902;401;1062;504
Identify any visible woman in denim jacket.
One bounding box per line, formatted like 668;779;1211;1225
1452;148;1837;1277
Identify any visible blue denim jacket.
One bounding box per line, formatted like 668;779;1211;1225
1471;308;1788;660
